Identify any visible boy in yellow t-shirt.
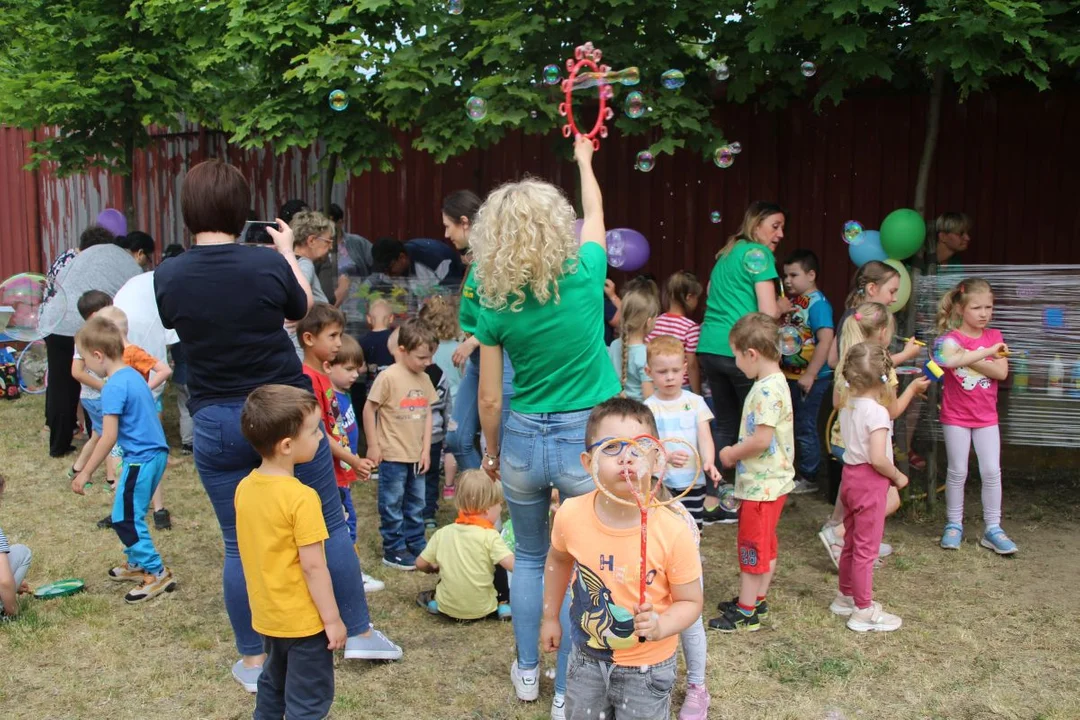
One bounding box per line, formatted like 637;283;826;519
710;313;795;633
541;397;703;720
415;470;515;620
235;385;347;719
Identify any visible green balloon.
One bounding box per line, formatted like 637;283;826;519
880;208;926;261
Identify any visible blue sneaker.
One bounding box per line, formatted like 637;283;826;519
496;602;512;621
383;550;417;570
940;522;963;550
980;526;1018;555
416;590;440;614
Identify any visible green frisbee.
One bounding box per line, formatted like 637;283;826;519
33;578;86;599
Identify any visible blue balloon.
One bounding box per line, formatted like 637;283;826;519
848;229;887;266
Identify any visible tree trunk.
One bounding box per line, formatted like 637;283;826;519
322;153;338;216
122;131;136;229
914;69;945;217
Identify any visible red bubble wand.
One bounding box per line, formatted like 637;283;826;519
559;42;614;150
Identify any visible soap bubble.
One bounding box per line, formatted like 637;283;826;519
635;151;655;173
714;147;734;169
729;141;742;154
530;110;538;118
465;96;487;121
0;273;64;341
661;69;685;90
624;91;645;119
779;325;803;357
447;0;463;14
716;62;730;81
842;220;864;245
743;247;770;275
608;230;625;257
328;89;349;112
543;64;561;85
800;60;817;77
710;211;722;224
718;485;740;512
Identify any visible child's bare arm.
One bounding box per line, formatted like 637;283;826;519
71;359;104;391
540;546;576;653
686;353;701;394
868;428;907;489
971;357;1009;380
697;419;720;484
827;335;840;369
73;416;118;494
326;429;367;472
418;411;433;475
498;553;515;572
940;342;1005;369
298;542;347;650
415;556;439;573
147;357;172;391
0;553;18;617
362;399;381;464
640;378;654;400
803;327;834;381
718;425;775;467
633;578;703;642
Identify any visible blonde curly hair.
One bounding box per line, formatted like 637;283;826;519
471;178;579;312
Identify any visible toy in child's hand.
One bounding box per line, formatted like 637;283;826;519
923;360;944;382
590;435;700;643
905;336;926;347
718;484;740;512
33;578;85;599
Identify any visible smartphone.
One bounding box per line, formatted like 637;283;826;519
240;220;278;245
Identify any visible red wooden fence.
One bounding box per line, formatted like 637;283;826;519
2;83;1078;313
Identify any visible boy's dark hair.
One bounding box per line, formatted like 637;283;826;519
162;243;185;260
585;397;659;447
115;230;155;257
296;303;346;347
783;249;819;276
442;190;482;224
331;334;365;367
729;313;781;362
372;237;407;273
397;318;439;353
241;385;321;458
327;203;345;223
75;316;125;361
280;198;309;224
77;290;113;320
181;159;251;237
79;224;116;250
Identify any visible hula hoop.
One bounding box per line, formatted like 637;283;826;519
558;42;613;150
17;339;47;394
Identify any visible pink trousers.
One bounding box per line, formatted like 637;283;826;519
838;463;889;609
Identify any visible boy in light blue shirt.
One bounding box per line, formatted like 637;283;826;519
72;316;176;604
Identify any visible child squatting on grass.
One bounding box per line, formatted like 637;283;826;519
415;469;514;620
541;397;703;720
235;384;347;719
0;474;34;620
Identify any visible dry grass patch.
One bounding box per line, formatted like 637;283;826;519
1;392;1078;719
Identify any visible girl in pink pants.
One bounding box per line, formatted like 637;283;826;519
830;342;909;632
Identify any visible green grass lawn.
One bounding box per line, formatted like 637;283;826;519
1;392;1078;719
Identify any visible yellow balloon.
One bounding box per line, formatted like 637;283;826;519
884;259;911;313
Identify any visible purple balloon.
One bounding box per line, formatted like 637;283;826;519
606;228;649;272
97;208;127;237
573;218;584;241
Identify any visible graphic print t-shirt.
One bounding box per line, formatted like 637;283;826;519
551;491;701;667
735;372;795;501
781;290;834;380
937;328;1003;428
366;363;438;463
303;366;357;487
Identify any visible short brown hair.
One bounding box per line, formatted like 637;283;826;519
585;397;658;447
646;335;684;364
455;470;504;514
290;210;335;248
77;290;113;320
297;303;346;347
331;334;364;367
729;313;781;361
241;385;320;458
75;316;125;361
181;159;251;237
397;318;438;353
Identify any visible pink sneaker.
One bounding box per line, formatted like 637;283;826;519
442;485;455;500
679;683;711;720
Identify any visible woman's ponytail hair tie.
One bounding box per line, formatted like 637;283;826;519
854;312;863;321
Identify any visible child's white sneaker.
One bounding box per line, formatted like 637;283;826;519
828;592;856;617
510;660;540;702
362;572;385;593
846;601;902;632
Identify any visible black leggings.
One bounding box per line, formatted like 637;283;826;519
45;334;80;457
698;353;755;489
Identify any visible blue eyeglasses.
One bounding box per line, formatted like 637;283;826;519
586;436;658;457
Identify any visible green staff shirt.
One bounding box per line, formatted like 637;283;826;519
474;242;620;414
698;240;779;357
459;267;480;336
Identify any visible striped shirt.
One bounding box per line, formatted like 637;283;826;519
646;313;700;387
644;390;714;489
0;525;9;554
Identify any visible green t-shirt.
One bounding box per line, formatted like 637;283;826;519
459;267;480;335
474;242;621;414
698;239;779;357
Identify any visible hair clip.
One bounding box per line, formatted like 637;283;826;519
854;312;862;321
958;283;966;294
881;374;888;383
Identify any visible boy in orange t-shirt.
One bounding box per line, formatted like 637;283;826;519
541;397;703;720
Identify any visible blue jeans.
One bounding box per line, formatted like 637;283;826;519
501;409;597;694
446;348;515;470
789;376;832;477
339;487;357;544
422;441;444;520
377;461;426;555
112;451;168;575
193;401;371;656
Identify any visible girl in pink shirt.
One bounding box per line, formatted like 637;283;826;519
934;278;1016;555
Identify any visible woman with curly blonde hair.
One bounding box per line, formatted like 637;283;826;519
470;136;620;712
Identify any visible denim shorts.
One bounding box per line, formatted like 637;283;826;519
564;646;677;720
82;397;103;435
